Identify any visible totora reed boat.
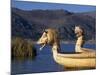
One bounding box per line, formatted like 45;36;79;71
37;26;96;69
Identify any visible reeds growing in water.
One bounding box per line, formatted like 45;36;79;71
11;37;37;58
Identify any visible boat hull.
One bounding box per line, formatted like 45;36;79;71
53;49;96;69
56;56;95;69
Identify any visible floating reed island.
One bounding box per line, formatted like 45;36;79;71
11;37;37;59
37;26;96;69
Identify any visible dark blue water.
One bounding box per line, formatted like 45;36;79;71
11;43;96;74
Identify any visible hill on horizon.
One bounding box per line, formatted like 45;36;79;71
11;8;96;41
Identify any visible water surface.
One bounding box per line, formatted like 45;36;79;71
11;43;96;74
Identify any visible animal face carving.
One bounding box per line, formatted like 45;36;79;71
37;31;48;45
75;26;84;37
37;29;59;50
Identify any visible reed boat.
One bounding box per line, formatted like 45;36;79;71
37;27;96;69
52;48;95;69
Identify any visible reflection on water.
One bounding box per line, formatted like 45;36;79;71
11;44;96;75
11;55;66;75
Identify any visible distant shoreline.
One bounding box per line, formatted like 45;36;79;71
32;40;96;44
60;40;96;44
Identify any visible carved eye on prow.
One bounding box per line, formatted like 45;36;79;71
44;30;48;34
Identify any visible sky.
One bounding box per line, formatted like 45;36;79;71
11;0;96;13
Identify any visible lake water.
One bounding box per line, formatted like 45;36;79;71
11;43;96;75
